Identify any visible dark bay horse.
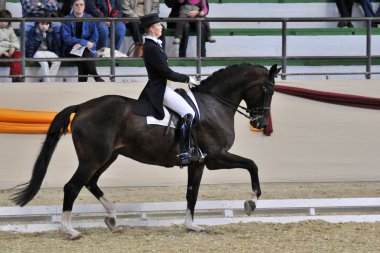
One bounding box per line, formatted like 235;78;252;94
12;63;281;239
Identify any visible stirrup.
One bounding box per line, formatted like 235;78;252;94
177;148;207;165
196;148;207;163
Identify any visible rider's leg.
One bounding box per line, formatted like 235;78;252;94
178;113;202;164
163;85;203;164
163;84;195;118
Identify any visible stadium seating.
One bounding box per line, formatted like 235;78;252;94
1;0;380;82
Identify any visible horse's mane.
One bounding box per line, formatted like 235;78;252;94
193;64;267;91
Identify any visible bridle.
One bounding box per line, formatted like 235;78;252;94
247;80;274;122
191;80;274;121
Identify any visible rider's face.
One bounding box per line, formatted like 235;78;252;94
148;23;162;38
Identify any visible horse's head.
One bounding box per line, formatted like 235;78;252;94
247;64;282;130
193;64;282;129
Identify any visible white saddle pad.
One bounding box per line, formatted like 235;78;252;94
146;90;200;129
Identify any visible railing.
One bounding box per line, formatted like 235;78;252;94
1;198;380;232
0;16;380;81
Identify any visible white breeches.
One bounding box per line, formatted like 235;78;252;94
33;50;61;82
163;84;195;118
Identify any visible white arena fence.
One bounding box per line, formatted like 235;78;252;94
1;198;380;233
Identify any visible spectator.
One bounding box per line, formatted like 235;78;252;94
335;0;355;28
0;0;6;10
0;9;22;82
20;0;61;38
360;0;380;27
173;0;215;45
85;0;126;50
61;0;104;82
26;17;61;82
122;0;165;57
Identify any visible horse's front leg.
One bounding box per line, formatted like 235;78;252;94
185;164;206;232
206;152;261;216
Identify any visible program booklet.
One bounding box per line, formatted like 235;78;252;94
70;46;86;57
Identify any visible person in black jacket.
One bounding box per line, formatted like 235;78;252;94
134;13;204;165
26;19;61;82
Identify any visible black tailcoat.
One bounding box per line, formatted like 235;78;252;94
134;38;189;119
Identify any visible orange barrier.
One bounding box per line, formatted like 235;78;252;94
0;122;51;134
0;108;73;134
0;108;57;124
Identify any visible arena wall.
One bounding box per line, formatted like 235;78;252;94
0;79;379;189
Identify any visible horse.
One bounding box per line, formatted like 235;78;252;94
12;63;282;239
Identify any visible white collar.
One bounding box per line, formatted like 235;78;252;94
145;35;162;47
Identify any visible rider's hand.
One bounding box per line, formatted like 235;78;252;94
188;76;197;88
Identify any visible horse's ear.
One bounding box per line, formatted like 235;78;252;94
275;66;282;76
269;64;283;80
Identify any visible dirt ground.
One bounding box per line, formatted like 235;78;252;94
1;182;380;252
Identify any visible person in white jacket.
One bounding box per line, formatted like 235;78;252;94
0;9;23;82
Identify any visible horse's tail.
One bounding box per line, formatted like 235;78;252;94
11;105;78;206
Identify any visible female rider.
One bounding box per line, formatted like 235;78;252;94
133;13;204;165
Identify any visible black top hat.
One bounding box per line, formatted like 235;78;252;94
140;13;160;29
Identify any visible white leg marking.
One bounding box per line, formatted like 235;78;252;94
60;211;82;239
184;209;205;232
99;194;116;219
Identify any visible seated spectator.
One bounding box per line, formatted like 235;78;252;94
0;9;23;82
61;0;104;82
85;0;126;50
360;0;380;27
21;0;61;40
26;17;61;82
173;0;215;45
335;0;355;28
122;0;166;57
178;21;208;57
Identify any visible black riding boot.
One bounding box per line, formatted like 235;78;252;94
178;114;206;165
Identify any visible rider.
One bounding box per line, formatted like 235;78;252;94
133;13;204;165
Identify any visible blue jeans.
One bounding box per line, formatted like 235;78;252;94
97;21;126;50
360;0;380;17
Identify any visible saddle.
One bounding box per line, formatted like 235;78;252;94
146;88;200;128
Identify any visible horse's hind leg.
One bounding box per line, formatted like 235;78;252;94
85;154;119;230
185;164;206;232
61;162;99;239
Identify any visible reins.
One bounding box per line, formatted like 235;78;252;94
190;80;273;121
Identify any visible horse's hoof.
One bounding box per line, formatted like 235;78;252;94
244;200;256;216
186;225;206;233
61;225;82;240
104;217;116;230
185;222;206;232
70;232;83;240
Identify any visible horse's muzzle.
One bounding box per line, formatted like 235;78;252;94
250;117;267;130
